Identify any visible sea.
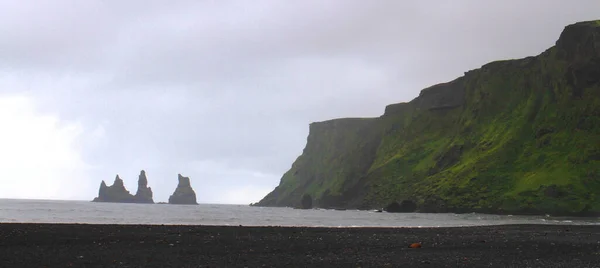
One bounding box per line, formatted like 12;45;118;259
1;199;599;227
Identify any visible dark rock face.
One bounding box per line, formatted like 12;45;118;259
134;170;154;203
383;102;411;117
384;200;417;213
382;78;466;139
430;145;464;175
419;196;449;213
556;21;600;99
541;184;567;199
168;174;198;205
555;20;600;62
92;175;136;203
300;194;312;209
414;77;466;111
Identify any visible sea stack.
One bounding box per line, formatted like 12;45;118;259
168;174;198;205
92;171;155;204
133;170;154;203
92;175;135;203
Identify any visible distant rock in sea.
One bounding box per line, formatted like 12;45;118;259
134;170;154;203
92;170;154;204
92;175;135;203
168;174;198;205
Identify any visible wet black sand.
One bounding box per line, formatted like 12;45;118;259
1;223;600;267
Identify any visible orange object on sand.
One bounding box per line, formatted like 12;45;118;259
409;243;422;248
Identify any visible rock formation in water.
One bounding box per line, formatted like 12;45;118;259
168;174;198;205
133;170;154;203
92;175;136;203
92;170;154;203
256;20;600;216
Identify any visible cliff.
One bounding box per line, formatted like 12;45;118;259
168;174;198;205
257;20;600;216
92;170;154;203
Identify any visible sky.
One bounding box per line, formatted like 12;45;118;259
0;1;598;204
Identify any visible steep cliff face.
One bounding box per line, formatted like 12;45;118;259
257;20;600;216
168;174;198;205
134;170;154;203
258;118;383;208
92;175;136;203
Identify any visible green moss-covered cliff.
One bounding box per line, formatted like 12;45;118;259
257;20;600;216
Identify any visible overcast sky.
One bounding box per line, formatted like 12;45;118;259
0;1;598;204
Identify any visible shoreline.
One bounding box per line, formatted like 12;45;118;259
1;221;597;228
2;223;600;267
4;198;600;218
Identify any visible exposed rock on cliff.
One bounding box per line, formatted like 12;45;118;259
385;200;417;213
300;194;313;209
257;20;600;216
168;174;198;205
134;170;154;203
92;175;135;203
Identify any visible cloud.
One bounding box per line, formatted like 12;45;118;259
0;95;96;199
0;0;598;204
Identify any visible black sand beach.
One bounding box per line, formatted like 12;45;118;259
1;223;599;267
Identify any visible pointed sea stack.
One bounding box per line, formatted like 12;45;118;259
168;174;198;205
133;170;154;203
92;175;136;203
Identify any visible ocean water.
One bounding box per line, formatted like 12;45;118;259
0;199;598;227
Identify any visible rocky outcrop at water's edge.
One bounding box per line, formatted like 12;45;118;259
168;174;198;205
92;170;154;204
